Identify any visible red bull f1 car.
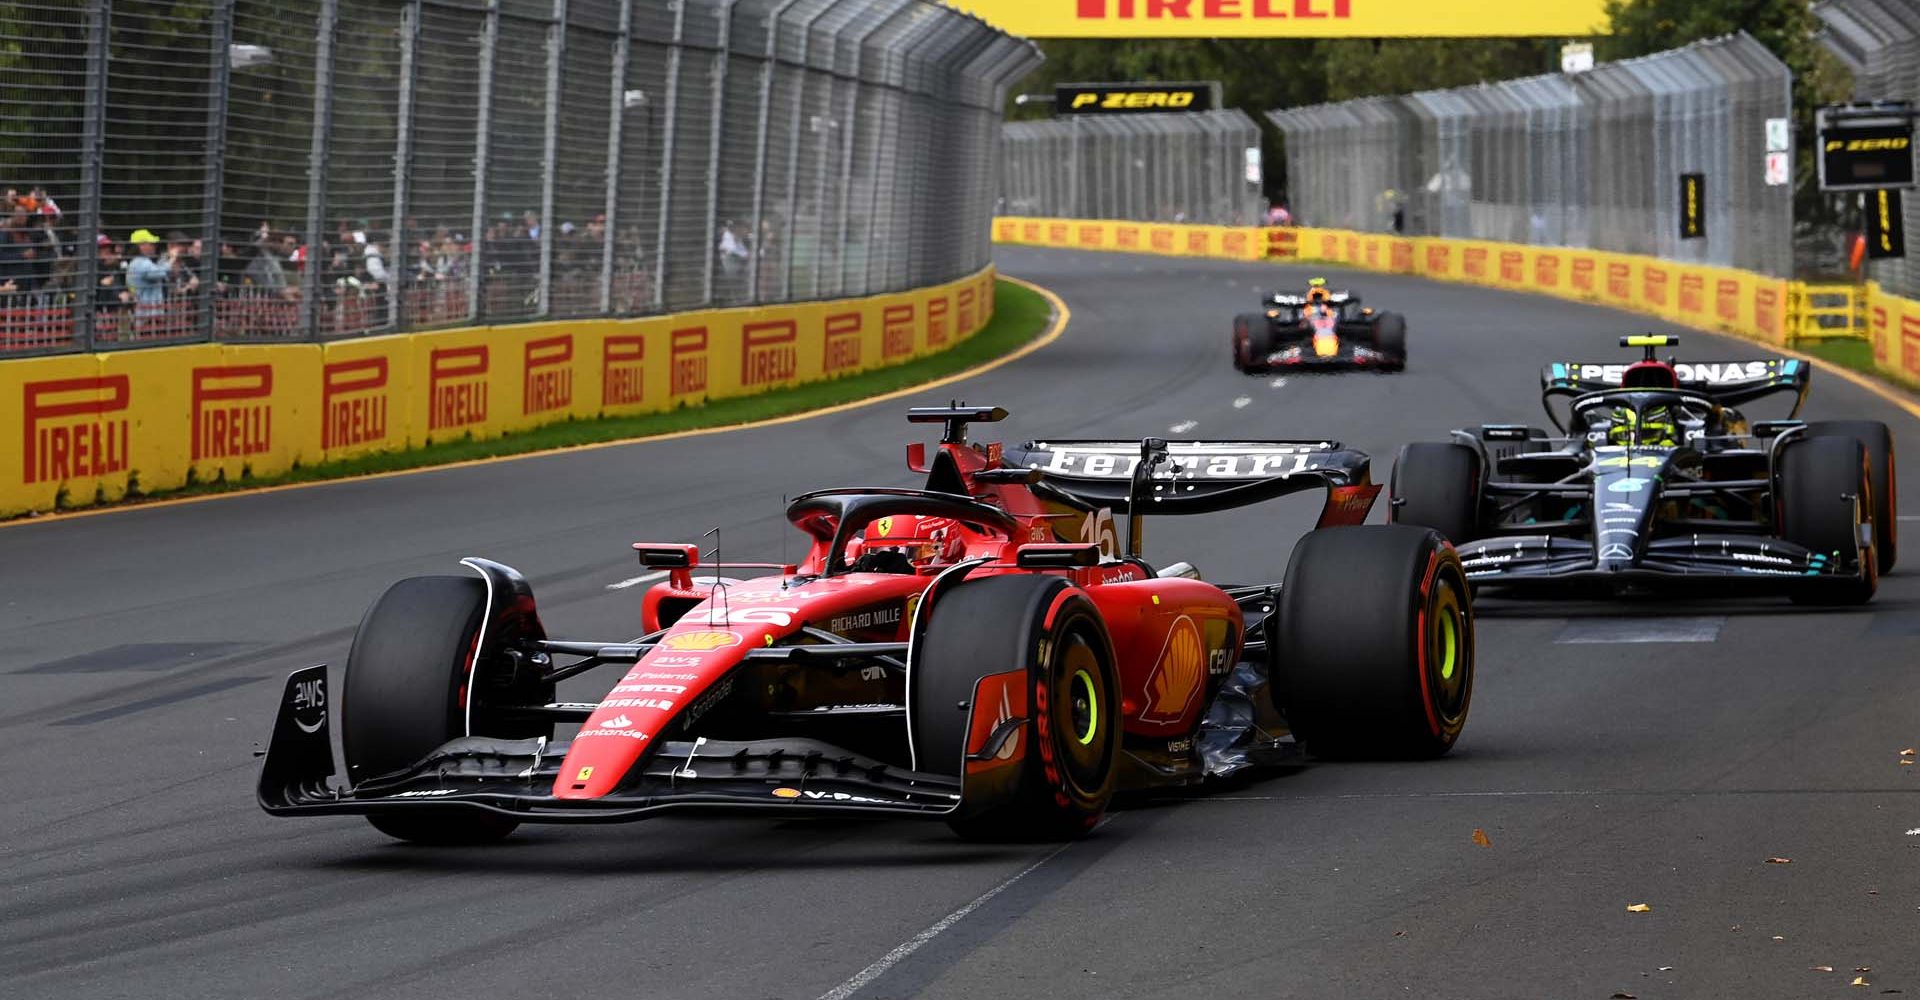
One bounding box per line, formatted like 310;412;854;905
1389;336;1897;604
259;407;1475;844
1232;278;1407;373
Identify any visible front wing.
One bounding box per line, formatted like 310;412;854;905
1458;533;1866;592
258;666;1020;824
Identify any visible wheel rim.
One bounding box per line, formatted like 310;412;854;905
1052;629;1111;790
1426;573;1470;725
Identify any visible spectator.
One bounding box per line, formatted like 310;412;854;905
244;228;295;300
1265;202;1294;226
0;209;38;295
126;229;170;311
94;235;132;330
166;231;203;296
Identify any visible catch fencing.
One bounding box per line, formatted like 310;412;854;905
1268;33;1794;278
1817;0;1920;299
999;109;1265;226
0;0;1039;356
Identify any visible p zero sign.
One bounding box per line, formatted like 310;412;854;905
1817;105;1916;192
944;0;1607;37
1057;82;1214;115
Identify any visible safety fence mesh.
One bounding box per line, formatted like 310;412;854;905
1000;109;1266;226
1268;33;1795;278
1817;0;1920;298
0;0;1039;355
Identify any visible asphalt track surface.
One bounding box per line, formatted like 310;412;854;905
4;246;1919;1000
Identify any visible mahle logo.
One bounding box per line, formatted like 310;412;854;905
22;375;130;485
191;365;273;463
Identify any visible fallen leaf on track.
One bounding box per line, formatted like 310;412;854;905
1472;828;1492;848
1854;977;1871;987
1658;966;1674;972
1627;903;1652;913
1766;857;1792;864
1610;993;1637;999
1814;966;1835;973
1900;748;1915;756
1772;935;1785;941
1858;968;1874;973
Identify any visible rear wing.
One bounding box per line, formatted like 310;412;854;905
1542;358;1808;412
1001;439;1376;519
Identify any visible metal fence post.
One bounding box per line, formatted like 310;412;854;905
74;0;111;353
465;0;498;323
651;1;686;313
600;0;633;314
748;1;804;305
199;0;234;344
536;0;567;317
389;0;422;332
780;3;837;303
700;0;738;307
302;0;339;340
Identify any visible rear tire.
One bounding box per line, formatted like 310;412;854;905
1780;435;1877;606
343;576;522;844
1275;525;1473;758
1233;313;1275;372
1390;442;1481;543
1804;420;1896;573
911;575;1120;841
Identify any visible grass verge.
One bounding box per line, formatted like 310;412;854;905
1794;338;1883;383
22;279;1054;518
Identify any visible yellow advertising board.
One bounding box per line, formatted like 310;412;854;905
943;0;1609;37
321;334;415;462
1;353;117;511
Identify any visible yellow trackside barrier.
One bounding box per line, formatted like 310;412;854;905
1786;283;1867;341
0;266;998;518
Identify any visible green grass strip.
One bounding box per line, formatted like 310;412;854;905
34;279;1053;516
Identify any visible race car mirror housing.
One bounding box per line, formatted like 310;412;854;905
1014;543;1102;569
634;544;700;589
906;442;929;473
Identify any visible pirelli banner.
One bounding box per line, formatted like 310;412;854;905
0;267;996;517
1866;283;1920;389
943;0;1607;37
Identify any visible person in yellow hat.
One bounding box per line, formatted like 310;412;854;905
126;228;172;319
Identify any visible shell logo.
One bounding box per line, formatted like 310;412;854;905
1141;615;1206;724
662;630;743;652
772;787;802;799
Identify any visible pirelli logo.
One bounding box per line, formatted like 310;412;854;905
1116;225;1142;249
1389;241;1412;273
429;346;489;432
741;320;799;388
823;311;863;374
523;335;574;416
1078;224;1105;248
995;220;1018;242
882;304;915;360
957;288;978;336
1425;244;1450;274
1499;250;1524;284
1571;257;1596;293
1869;306;1888;365
1643;266;1669;307
1606;262;1631;301
1678;273;1705;316
1048;223;1070;245
192;365;272;463
1187;230;1211;255
22;375;130;485
1755;287;1780;336
1022;222;1042;243
1901;313;1920;376
670;328;708;397
1716;279;1741;324
322;356;388;450
1344;236;1359;261
1534;253;1560;288
1151;228;1176;253
603;336;646;407
1266;228;1298;260
1826;137;1910;152
927;296;951;348
1463;247;1488;280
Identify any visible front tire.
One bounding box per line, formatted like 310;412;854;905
1275;525;1473;758
343;576;522;844
1390;442;1481;543
1372;312;1407;368
1804;420;1896;573
1780;435;1877;606
1233;313;1274;373
911;575;1121;841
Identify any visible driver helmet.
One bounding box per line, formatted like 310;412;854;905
868;514;962;565
1306;277;1332;306
1607;405;1678;447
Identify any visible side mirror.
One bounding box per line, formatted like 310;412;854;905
906;442;928;473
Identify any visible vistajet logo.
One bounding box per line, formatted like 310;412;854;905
523;335;573;416
322;357;388;450
191;365;273;463
23;375;130;484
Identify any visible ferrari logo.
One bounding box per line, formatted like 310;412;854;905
1141;616;1206;724
575;766;594;782
662;630;743;652
876;516;894;537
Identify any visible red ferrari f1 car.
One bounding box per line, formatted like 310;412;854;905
259;407;1473;842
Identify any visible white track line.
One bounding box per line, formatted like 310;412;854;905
1270;377;1288;388
605;570;669;591
817;840;1079;1000
1555;616;1724;644
1169;420;1199;434
1233;396;1252;409
1900;516;1920;523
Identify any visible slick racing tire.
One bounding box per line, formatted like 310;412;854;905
343;576;522;845
911;575;1120;841
1780;435;1878;606
1232;313;1274;373
1274;525;1473;759
1804;420;1897;573
1390;442;1481;544
1372;312;1407;369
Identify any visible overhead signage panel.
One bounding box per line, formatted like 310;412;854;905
943;0;1610;38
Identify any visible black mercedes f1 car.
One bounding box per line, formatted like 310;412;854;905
1232;279;1406;373
1388;336;1896;604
